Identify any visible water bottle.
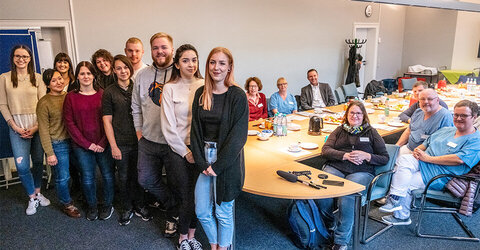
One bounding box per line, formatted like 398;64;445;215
281;114;288;136
384;98;390;117
273;113;279;136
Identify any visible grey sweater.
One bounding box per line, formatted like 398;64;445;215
131;64;172;143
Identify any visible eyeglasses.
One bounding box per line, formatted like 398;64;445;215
14;55;31;60
277;83;288;86
348;112;363;117
453;113;472;119
418;97;438;102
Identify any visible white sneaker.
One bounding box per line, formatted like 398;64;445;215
26;198;39;215
36;193;50;206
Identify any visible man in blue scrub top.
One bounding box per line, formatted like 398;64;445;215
268;77;297;115
380;100;480;225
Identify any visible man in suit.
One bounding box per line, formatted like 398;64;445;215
300;69;335;110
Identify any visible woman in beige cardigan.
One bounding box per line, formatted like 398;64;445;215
0;45;49;215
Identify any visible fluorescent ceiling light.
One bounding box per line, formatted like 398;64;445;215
351;0;480;12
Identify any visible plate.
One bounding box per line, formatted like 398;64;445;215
366;108;375;114
288;123;301;131
248;130;259;136
288;148;302;153
300;142;319;150
321;128;333;133
387;122;404;127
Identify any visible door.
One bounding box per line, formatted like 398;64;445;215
353;23;379;93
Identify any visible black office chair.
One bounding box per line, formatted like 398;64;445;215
294;95;302;112
413;174;480;242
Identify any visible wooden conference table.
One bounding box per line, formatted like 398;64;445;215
241;101;408;249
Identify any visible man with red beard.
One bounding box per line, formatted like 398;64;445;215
131;32;178;237
380;100;480;225
124;37;148;79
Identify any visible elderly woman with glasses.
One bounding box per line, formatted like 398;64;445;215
317;100;389;250
245;77;267;121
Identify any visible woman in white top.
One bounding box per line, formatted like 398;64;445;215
0;45;50;215
160;44;204;250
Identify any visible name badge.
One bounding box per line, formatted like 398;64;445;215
447;141;457;148
359;137;370;142
421;134;429;140
289;101;294;105
258;103;263;108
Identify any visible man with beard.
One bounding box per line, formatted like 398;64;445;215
380;100;480;225
131;32;177;237
124;37;148;79
395;89;453;156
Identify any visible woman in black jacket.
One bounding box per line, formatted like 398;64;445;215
190;47;248;250
318;100;389;250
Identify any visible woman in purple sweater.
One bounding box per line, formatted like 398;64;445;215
63;61;113;221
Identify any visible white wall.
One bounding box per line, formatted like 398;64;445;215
401;7;458;72
1;0;407;97
451;11;480;70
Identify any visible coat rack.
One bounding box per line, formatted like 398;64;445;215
345;38;367;48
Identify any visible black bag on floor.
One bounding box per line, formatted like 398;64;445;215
287;199;331;249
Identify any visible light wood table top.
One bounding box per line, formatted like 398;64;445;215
242;102;408;200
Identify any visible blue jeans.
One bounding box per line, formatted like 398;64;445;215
195;143;234;248
52;140;72;205
316;165;373;246
73;146;114;207
9;128;44;196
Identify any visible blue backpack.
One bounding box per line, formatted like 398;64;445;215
287;200;331;249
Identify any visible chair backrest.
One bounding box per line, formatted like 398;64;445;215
374;144;399;187
294;95;302;111
342;83;359;98
335;87;345;104
401;78;417;91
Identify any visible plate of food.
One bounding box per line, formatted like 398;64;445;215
248;130;259;136
323;115;342;125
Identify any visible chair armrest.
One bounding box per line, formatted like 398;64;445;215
365;169;395;201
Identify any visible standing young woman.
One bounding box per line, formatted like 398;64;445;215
63;61;114;221
190;47;249;250
103;55;151;226
53;52;76;92
37;69;80;218
0;45;49;215
160;44;204;250
91;49;115;89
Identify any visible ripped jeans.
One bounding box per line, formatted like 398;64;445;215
9;128;45;196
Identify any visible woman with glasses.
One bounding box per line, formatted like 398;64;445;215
317;101;389;250
268;77;297;115
0;45;49;215
245;77;267;121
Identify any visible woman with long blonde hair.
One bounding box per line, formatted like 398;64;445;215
190;47;248;250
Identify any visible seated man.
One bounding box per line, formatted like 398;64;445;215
380;100;480;225
300;69;335;110
398;81;448;123
395;88;453;156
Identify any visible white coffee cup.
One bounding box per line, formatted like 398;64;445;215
378;114;386;123
289;143;301;152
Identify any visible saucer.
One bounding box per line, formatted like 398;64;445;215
248;130;259;136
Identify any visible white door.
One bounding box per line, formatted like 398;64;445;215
354;24;379;94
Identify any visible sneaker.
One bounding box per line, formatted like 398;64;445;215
134;206;153;221
188;238;203;250
118;210;133;226
382;215;412;225
99;205;114;220
87;206;98;221
178;239;192;250
378;196;402;213
331;244;347;250
149;201;167;212
164;220;177;238
26;198;39;215
36;193;51;206
63;204;81;218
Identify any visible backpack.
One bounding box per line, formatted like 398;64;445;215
287;199;331;249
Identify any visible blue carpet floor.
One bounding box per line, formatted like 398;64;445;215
1;182;480;249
